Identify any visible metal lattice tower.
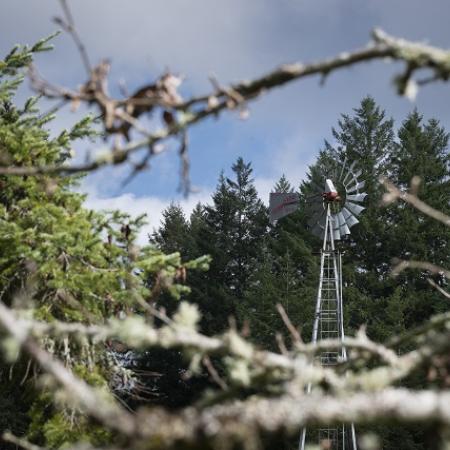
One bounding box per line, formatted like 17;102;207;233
299;159;366;450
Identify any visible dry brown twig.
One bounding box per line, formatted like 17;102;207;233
54;0;92;75
202;355;228;391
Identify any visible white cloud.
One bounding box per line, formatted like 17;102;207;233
254;177;275;206
81;182;213;246
254;131;317;203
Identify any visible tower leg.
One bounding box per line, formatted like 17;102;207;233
299;204;357;450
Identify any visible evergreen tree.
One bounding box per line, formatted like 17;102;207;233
302;98;396;337
331;96;395;276
315;102;450;449
151;202;193;257
242;175;317;349
0;39;208;448
273;174;294;193
187;158;268;333
382;111;450;329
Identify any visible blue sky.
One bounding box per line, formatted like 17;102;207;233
2;0;450;243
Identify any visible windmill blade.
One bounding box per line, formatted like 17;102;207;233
337;211;347;230
346;180;365;193
345;201;365;216
336;211;346;227
340;222;351;235
305;157;367;240
335;211;351;236
344;171;363;189
330;213;341;240
333;227;341;241
346;193;367;203
338;156;347;181
342;161;356;184
342;207;360;228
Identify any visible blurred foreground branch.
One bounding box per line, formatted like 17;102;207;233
2;29;450;179
381;177;450;289
0;295;449;449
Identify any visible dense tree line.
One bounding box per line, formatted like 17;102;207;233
150;97;450;449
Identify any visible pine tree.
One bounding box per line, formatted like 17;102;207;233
331;96;395;275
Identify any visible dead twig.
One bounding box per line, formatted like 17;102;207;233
276;303;302;344
55;0;92;75
427;278;450;300
381;176;450;227
203;355;228;391
391;259;450;280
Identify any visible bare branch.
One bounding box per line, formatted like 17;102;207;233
130;388;450;445
203;355;228;391
388;311;450;347
381;177;450;227
2;431;45;450
276;303;302;344
428;278;450;300
55;0;92;74
391;259;450;280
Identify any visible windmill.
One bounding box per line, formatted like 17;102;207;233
268;162;366;449
298;158;367;450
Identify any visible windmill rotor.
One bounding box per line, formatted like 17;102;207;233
306;158;367;240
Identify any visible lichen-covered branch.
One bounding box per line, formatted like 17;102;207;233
0;294;449;449
2;29;450;177
0;301;137;436
3;300;450;392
